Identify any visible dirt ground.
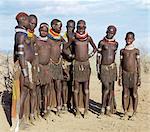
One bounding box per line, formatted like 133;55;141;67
0;55;150;132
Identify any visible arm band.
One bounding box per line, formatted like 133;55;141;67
35;53;38;56
37;67;40;73
120;55;123;59
136;55;140;59
18;44;24;48
22;68;28;77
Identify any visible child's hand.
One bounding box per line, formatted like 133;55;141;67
63;69;70;80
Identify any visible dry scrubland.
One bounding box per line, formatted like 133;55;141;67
0;53;150;132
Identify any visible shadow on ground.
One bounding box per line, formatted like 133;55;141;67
89;99;102;115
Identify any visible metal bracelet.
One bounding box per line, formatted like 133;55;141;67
22;68;28;77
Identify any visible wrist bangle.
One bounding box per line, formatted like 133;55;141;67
22;68;28;77
37;67;40;73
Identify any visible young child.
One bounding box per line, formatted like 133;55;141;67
97;25;118;117
62;20;76;111
48;19;64;116
65;20;97;118
36;23;51;120
119;32;141;120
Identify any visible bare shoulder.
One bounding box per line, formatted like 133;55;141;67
115;41;119;46
88;35;92;41
120;48;125;54
135;48;140;52
16;32;25;38
135;48;140;54
16;32;26;42
98;39;104;46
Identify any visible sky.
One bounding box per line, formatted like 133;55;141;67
0;0;149;55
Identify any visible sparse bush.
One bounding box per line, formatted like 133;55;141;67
143;61;150;73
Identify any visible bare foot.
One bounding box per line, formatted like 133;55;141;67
35;113;43;121
19;119;30;130
43;112;50;120
129;113;137;121
106;108;111;117
113;108;117;114
121;113;129;120
56;111;62;118
97;108;105;119
75;111;81;118
84;111;89;119
29;115;35;125
62;104;68;113
97;111;105;119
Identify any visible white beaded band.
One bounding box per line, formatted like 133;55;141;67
22;68;28;77
18;44;24;48
37;67;40;73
